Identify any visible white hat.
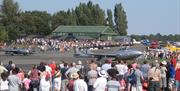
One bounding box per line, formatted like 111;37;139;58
70;72;79;79
98;70;107;78
161;61;167;65
78;60;82;65
155;60;158;63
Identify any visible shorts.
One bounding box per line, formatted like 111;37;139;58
54;77;61;91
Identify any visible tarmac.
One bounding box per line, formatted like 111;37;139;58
0;45;145;71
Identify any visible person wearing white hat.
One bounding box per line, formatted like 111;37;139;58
93;70;107;91
160;61;167;91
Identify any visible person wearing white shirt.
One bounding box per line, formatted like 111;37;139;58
93;70;107;91
0;72;9;91
72;72;88;91
115;60;128;80
101;60;112;72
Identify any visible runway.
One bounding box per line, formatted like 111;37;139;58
0;45;145;71
0;50;94;71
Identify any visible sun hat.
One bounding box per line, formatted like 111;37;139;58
98;70;107;78
70;72;79;79
78;60;82;65
161;61;167;65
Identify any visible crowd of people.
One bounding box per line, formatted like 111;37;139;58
14;38;122;52
0;38;180;91
0;52;180;91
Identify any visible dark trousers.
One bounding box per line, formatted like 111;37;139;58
29;80;39;91
148;81;160;91
88;85;94;91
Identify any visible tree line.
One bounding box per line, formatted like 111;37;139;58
131;33;180;42
0;0;127;41
0;0;179;42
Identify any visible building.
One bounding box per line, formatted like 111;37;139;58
52;26;117;40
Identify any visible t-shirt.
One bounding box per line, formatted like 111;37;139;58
23;78;31;90
0;79;9;90
93;77;107;91
74;79;88;91
102;63;111;72
175;68;180;81
49;63;56;76
115;64;127;75
106;80;120;91
87;70;98;85
160;67;167;78
134;69;143;86
8;75;21;91
65;67;79;78
148;67;161;81
140;64;151;78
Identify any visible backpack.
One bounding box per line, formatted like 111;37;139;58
128;69;137;86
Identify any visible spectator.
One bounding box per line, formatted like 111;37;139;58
87;64;98;91
39;66;51;91
93;70;107;91
49;60;56;91
37;62;45;72
23;74;31;91
8;69;22;91
54;66;61;91
67;73;76;91
0;72;9;91
61;62;69;91
140;61;151;80
6;60;13;73
131;64;144;91
115;60;128;80
73;72;88;91
106;68;121;91
160;61;167;91
101;59;112;72
148;63;161;91
175;61;180;91
65;62;79;79
0;62;8;78
28;65;40;91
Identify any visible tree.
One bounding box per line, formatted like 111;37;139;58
114;3;128;35
0;26;8;42
1;0;20;39
106;9;113;28
19;11;51;35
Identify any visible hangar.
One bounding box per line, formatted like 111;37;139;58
52;26;117;40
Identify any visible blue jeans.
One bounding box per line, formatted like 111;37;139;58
175;80;180;90
52;77;54;91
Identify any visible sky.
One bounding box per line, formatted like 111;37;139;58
2;0;180;35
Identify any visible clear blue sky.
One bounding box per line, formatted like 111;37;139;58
3;0;180;35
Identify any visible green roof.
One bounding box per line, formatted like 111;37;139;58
53;26;117;35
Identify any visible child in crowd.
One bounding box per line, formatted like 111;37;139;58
23;74;31;91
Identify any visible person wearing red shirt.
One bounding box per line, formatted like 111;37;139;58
49;61;56;76
175;62;180;91
49;60;56;91
171;56;177;68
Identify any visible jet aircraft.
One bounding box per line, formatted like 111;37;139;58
4;48;33;56
74;47;143;60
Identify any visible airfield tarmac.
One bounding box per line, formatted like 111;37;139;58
0;45;145;71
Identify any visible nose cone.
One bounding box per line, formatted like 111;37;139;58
130;50;143;57
136;51;143;55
